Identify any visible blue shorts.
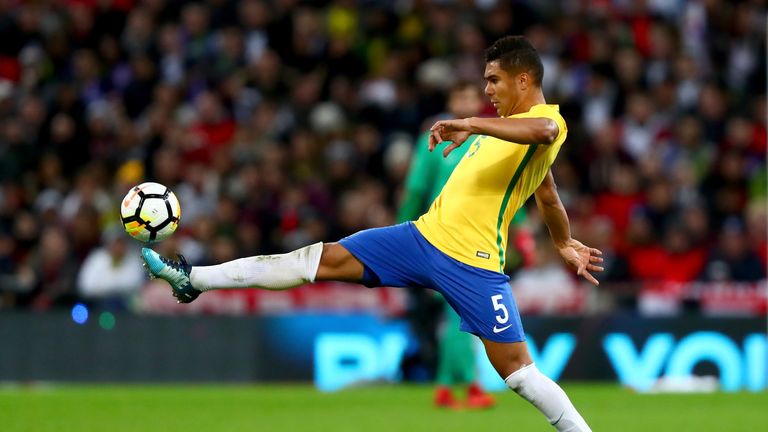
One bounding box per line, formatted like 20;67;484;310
339;222;524;343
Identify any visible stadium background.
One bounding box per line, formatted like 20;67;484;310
0;0;766;430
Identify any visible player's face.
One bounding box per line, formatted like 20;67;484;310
483;61;520;117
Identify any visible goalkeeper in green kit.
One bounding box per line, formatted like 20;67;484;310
397;81;531;409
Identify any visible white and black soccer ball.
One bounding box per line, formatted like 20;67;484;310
120;182;181;243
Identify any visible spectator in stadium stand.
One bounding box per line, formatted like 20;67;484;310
700;149;750;230
77;226;145;311
616;92;667;163
593;163;643;246
656;222;707;283
27;226;78;310
658;115;714;184
185;91;237;165
624;212;709;284
637;178;678;236
624;211;663;282
699;217;766;283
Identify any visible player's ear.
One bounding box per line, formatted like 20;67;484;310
518;72;529;91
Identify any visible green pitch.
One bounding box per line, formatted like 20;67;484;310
1;383;765;431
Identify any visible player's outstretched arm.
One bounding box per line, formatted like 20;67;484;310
534;170;604;285
429;117;558;157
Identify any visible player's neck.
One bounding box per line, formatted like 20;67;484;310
505;92;546;116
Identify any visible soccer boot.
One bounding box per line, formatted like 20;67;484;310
465;383;495;409
434;386;462;410
141;248;200;303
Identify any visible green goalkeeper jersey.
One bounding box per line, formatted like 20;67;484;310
397;131;471;223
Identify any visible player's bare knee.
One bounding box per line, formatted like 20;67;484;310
483;339;534;378
317;243;364;281
488;355;531;379
319;243;345;268
503;358;531;377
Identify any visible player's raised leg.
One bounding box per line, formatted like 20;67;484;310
140;243;363;303
482;339;591;432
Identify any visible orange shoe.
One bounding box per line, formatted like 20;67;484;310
434;386;462;410
466;383;495;409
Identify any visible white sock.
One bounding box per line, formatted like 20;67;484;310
189;242;323;292
505;363;591;432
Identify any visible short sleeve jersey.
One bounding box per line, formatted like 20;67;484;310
414;104;567;272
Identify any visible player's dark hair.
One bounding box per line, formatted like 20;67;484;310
485;36;543;86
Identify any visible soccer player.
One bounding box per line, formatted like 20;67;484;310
397;81;496;409
143;36;601;431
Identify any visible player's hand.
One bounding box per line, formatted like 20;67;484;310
556;239;604;285
429;118;473;158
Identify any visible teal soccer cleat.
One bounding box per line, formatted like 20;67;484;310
141;248;200;303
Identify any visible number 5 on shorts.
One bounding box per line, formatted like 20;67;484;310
491;294;509;324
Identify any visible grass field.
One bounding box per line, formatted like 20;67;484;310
1;383;766;431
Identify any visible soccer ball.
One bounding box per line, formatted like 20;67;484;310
120;182;181;243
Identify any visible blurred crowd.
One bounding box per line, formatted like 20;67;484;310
0;0;765;312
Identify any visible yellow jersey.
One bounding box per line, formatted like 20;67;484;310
414;104;567;272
